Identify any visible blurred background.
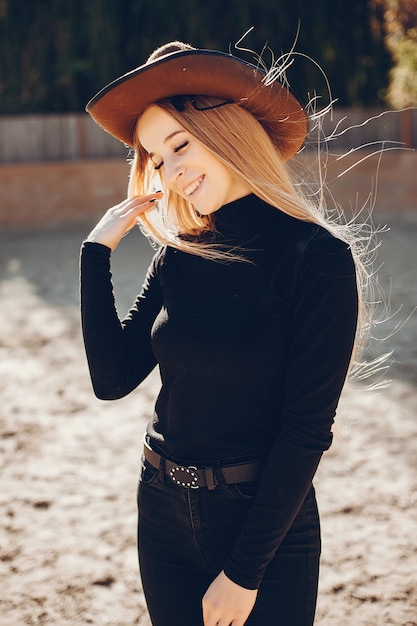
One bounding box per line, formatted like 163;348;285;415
0;0;416;226
0;2;416;625
0;0;415;113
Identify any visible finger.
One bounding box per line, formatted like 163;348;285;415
203;608;227;626
202;605;214;626
131;190;164;208
128;196;158;217
115;192;163;217
213;619;236;626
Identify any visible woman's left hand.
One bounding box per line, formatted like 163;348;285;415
202;570;258;626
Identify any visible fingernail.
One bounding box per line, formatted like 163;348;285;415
149;198;156;203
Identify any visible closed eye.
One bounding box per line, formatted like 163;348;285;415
174;140;189;153
153;140;189;171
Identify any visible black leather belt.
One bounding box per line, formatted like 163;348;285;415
143;439;262;490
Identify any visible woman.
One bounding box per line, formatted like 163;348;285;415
81;41;359;625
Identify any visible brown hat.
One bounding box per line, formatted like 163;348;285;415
86;41;307;161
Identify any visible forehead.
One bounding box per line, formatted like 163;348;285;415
137;105;184;153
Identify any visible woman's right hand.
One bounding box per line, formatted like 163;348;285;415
85;191;164;250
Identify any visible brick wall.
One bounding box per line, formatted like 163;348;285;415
0;152;415;229
0;160;130;228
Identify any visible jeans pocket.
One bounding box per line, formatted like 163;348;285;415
140;458;159;484
230;481;258;499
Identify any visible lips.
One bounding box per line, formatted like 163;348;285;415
183;175;204;197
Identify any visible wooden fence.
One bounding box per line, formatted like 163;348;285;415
0;114;128;163
0;108;416;163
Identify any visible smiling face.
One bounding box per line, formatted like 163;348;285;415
137;105;250;215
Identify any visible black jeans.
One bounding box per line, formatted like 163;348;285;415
137;459;321;626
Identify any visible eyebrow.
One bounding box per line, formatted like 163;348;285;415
148;130;186;159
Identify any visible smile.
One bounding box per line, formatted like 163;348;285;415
183;175;204;196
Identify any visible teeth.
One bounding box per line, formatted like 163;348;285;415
184;176;203;196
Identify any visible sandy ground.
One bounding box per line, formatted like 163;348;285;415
0;210;416;625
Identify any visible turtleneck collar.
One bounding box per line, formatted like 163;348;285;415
211;193;280;238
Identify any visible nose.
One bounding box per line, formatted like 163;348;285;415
163;159;184;188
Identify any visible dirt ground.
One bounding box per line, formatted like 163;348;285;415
0;209;416;625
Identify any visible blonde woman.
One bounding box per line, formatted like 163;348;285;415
81;41;359;626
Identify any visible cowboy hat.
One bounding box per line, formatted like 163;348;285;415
86;41;307;161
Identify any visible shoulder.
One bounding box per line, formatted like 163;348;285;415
264;208;355;276
303;226;356;278
265;205;355;276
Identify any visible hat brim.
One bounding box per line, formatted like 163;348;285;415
86;49;307;161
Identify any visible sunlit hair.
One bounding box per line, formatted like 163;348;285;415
128;96;378;371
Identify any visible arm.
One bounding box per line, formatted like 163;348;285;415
202;234;358;624
221;236;358;589
202;234;358;623
221;233;358;590
80;192;164;399
80;242;163;399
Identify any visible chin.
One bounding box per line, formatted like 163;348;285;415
196;202;221;216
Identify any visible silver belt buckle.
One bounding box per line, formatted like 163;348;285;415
169;465;199;489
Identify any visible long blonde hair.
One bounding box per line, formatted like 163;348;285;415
128;95;375;370
128;96;319;250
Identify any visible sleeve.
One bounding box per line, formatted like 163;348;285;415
80;241;164;400
223;233;359;589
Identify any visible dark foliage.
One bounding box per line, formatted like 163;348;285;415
0;0;392;114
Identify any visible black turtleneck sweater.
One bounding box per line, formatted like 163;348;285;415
80;194;358;589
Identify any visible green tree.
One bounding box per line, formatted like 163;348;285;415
0;0;392;114
0;0;120;112
375;0;417;107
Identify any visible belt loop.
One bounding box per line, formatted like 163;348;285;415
158;456;166;484
213;461;230;494
203;466;216;490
